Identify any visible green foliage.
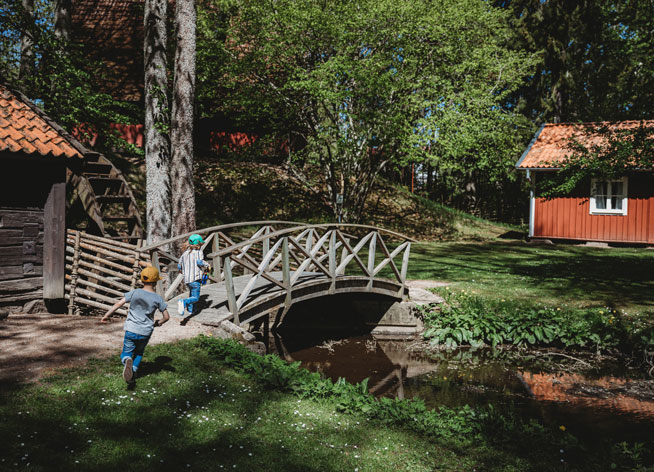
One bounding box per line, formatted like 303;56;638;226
499;0;654;123
199;0;535;221
0;0;139;153
421;289;653;352
539;122;654;198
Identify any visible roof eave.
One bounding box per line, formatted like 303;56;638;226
515;123;546;170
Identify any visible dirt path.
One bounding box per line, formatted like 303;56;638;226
0;313;214;387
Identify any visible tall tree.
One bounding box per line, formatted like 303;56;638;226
204;0;534;221
499;0;654;123
144;0;171;245
53;0;71;41
18;0;34;86
171;0;197;240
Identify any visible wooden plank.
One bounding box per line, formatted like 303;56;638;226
0;291;43;302
65;293;128;316
223;255;238;324
0;209;43;228
151;250;164;296
0;276;43;291
212;233;222;282
72;286;122;305
0;229;24;246
0;253;43;265
74;266;133;292
66;258;133;284
66;245;134;274
43;182;66;300
0;266;23;280
66;274;124;297
68;229;141;251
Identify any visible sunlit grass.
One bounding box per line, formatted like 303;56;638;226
0;341;454;472
407;240;654;315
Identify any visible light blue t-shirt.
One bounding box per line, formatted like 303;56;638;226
123;289;167;337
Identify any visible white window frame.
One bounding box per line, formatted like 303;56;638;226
590;177;628;215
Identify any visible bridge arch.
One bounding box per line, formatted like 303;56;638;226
139;222;415;327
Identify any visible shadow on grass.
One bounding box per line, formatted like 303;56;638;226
409;241;654;311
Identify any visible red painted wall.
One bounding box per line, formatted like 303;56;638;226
533;173;654;243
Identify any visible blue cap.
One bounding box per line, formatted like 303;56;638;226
189;234;204;245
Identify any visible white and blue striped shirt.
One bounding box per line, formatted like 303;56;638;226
178;248;209;283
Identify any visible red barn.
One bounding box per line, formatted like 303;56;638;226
516;121;654;244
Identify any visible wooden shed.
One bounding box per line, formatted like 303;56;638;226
516;121;654;244
0;83;85;309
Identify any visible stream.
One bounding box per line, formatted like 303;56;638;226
269;329;654;453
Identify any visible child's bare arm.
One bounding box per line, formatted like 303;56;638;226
155;309;170;327
100;298;127;323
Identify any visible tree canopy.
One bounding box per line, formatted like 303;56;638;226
199;0;535;220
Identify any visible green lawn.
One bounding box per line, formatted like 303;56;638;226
3;338;651;471
0;340;465;472
408;240;654;315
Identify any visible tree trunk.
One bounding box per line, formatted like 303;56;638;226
144;0;171;246
54;0;72;41
171;0;197;244
18;0;34;85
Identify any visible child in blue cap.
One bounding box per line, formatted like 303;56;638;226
177;234;211;316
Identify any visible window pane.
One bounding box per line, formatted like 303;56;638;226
596;196;607;209
613;181;623;197
612;196;622;210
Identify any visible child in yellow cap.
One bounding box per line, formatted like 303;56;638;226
101;266;170;384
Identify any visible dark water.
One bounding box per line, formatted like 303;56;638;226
270;331;654;448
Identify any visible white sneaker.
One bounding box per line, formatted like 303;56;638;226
177;300;185;316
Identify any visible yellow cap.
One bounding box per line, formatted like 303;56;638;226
140;266;160;283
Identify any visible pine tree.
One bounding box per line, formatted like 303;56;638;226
171;0;197;242
144;0;171;246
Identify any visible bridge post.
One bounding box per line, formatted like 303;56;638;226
328;230;336;294
151;250;164;297
212;233;222;282
400;242;411;298
262;226;270;259
282;237;291;310
338;235;349;276
367;232;376;291
223;255;239;324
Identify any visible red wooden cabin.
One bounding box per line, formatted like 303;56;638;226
516;121;654;244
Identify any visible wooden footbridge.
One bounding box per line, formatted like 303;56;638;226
138;222;415;328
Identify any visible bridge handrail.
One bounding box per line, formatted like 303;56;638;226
206;223;415;259
137;220;307;253
138;221;414;321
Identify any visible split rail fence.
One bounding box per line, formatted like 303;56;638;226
64;229;150;315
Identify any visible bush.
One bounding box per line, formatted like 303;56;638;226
421;290;653;353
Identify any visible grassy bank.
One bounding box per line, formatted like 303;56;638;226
408;240;654;315
2;337;652;471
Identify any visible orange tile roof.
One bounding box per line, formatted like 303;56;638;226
516;120;654;170
0;83;83;159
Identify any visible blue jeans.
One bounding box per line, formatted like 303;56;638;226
120;331;151;372
183;281;201;314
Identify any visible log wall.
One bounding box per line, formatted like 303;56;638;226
0;158;67;306
0;208;45;303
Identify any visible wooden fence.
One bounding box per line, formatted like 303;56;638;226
64;229;150;316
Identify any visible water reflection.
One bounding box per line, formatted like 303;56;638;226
271;331;654;445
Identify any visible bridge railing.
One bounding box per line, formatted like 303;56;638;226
138;222;414;323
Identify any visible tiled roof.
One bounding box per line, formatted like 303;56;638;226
0;83;83;158
516;120;654;169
